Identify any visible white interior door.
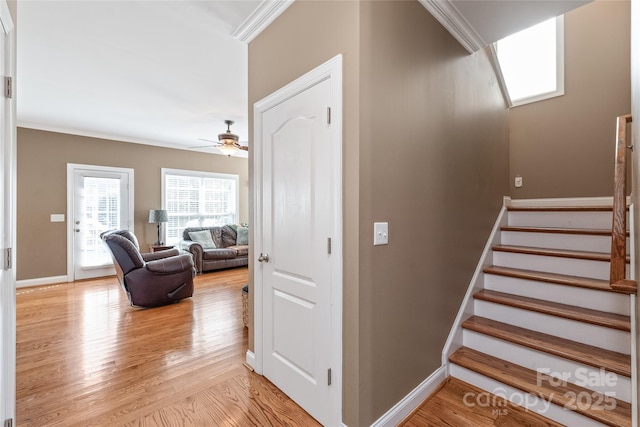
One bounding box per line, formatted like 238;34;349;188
255;55;342;426
0;1;15;424
69;165;133;280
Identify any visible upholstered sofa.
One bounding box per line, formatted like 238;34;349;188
178;225;249;274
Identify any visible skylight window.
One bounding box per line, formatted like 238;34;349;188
495;16;564;106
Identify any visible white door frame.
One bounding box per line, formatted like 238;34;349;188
66;163;134;282
0;0;15;424
252;54;343;424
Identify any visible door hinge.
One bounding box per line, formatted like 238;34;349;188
328;368;332;386
5;418;14;427
3;248;11;270
327;107;331;125
327;238;332;255
4;76;12;99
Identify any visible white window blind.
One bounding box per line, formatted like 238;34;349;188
162;169;239;245
81;176;121;267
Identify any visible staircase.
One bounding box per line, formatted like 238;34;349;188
444;200;636;427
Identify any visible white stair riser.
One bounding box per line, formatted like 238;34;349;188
483;274;631;316
492;252;622;281
449;364;606;427
463;330;631;402
500;231;620;254
508;211;621;229
474;300;631;354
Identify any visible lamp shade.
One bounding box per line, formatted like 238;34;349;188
148;209;168;223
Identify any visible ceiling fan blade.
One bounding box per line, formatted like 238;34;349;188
239;145;248;151
197;137;218;143
188;143;220;149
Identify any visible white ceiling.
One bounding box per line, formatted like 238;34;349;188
451;0;590;45
17;0;590;158
419;0;591;53
17;0;262;157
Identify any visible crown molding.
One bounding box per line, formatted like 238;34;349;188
233;0;294;44
418;0;486;54
17;122;248;158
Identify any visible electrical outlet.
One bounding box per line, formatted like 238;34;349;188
515;176;523;188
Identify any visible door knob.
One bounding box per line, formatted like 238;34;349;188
258;253;270;263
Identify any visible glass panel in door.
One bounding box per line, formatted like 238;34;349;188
73;170;129;280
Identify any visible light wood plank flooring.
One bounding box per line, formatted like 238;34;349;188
18;267;574;427
16;267;320;427
401;377;564;427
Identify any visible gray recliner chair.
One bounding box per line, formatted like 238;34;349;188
101;229;195;307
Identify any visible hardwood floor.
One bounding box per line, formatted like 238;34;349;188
16;267;320;427
17;267;595;426
401;377;564;427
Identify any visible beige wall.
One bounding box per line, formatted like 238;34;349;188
7;1;16;24
509;0;631;198
17;127;248;281
358;2;508;423
249;1;509;425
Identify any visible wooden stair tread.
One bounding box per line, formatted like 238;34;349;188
611;279;638;294
402;377;564;427
474;290;630;331
449;347;631;427
483;265;635;294
507;205;627;212
501;225;626;236
493;244;630;263
462;316;631;377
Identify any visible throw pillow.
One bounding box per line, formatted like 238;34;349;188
188;230;216;249
236;226;249;245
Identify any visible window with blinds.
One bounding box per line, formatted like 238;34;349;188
81;176;121;267
162;169;239;245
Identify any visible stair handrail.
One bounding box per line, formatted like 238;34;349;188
610;114;633;291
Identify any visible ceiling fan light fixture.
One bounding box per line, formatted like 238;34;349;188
219;144;239;156
218;120;239;144
217;120;240;156
218;134;239;144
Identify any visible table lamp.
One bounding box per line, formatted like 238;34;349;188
148;209;168;245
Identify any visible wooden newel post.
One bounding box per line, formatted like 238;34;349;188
610;115;632;286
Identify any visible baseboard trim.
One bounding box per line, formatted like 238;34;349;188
16;275;69;289
245;350;256;371
370;366;447;427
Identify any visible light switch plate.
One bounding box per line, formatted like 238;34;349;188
374;222;389;246
50;214;65;222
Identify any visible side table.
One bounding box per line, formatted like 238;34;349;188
148;244;174;253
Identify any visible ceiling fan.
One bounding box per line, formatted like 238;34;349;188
194;120;248;156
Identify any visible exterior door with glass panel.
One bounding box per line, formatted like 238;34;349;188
72;167;131;280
